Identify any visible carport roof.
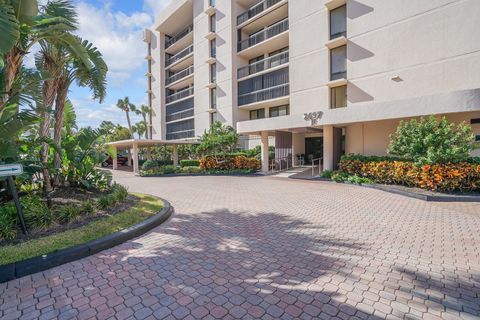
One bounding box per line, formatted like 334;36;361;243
105;139;199;148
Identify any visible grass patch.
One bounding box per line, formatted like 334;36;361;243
0;194;163;266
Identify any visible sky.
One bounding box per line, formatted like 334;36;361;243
26;0;171;128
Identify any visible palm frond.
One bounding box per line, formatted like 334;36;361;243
0;3;20;54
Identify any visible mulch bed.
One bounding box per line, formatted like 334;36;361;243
0;188;140;246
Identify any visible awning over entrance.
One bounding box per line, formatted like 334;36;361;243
105;139;198;174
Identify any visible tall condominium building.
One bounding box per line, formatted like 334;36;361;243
143;0;480;172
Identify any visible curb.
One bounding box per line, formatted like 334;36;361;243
362;184;480;202
140;173;262;178
0;197;174;284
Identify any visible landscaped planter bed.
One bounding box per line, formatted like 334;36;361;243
0;194;173;283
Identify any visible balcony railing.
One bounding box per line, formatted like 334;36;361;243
167;129;195;140
238;83;289;106
237;0;283;25
166;87;194;104
166;45;193;67
331;71;347;81
166;108;194;123
166;66;194;85
238;19;288;52
238;51;289;79
165;24;193;49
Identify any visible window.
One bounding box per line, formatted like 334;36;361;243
330;5;346;39
471;118;480;124
210;38;216;58
250;108;265;120
330;45;347;80
331;85;347;109
209;0;216;7
210;87;217;109
269;105;289;118
210;63;216;83
476;135;480;142
210;14;216;32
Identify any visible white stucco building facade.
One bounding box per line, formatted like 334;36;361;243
144;0;480;172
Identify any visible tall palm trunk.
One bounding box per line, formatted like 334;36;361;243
0;49;25;111
142;114;148;139
125;111;133;138
53;78;69;186
39;79;57;193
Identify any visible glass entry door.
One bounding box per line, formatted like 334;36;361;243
305;137;323;164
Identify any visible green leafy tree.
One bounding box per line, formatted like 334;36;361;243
197;121;239;158
388;116;477;165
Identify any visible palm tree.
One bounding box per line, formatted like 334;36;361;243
139;105;151;139
0;0;90;111
116;97;135;138
132;122;146;139
52;39;107;180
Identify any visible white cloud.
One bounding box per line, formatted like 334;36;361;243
143;0;171;17
76;2;152;87
73;97;143;128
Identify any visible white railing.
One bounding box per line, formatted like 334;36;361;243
166;66;194;85
166;87;194;104
238;51;289;79
166;45;193;67
237;0;283;25
238;83;289;106
311;157;323;177
238;19;289;52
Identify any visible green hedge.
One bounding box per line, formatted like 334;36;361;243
180;160;200;167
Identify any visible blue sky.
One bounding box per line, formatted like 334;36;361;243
27;0;171;128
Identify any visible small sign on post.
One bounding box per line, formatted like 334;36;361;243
0;164;28;235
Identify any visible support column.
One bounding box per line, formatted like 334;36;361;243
172;145;179;166
112;147;118;170
127;149;132;167
261;131;269;172
323;125;334;171
146;147;152;160
132;143;139;174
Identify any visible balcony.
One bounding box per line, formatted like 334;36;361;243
165;24;193;50
238;83;289;107
238;50;288;79
237;19;289;57
237;0;285;26
166;66;194;89
166;108;194;123
165;45;194;68
166;87;194;104
166;129;195;140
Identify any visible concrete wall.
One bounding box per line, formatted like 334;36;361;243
149;31;165;139
348;0;480;107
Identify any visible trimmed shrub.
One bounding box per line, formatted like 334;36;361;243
142;160;159;171
339;156;480;192
388;116;477;165
181;166;203;174
200;156;261;172
180;160;200;167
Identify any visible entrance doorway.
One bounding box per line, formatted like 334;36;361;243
305;137;323;164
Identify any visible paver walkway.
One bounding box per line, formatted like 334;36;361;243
1;172;480;319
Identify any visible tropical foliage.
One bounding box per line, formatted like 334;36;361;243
339;155;480;192
388;116;477;165
197;121;239;157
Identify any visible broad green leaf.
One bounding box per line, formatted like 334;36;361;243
0;3;20;54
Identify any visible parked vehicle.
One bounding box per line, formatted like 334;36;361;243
102;154;129;167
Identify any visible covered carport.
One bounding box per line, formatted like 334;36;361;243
105;139;198;174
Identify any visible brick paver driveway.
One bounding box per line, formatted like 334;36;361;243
1;172;480;320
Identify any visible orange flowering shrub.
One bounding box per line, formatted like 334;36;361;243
339;157;480;192
200;156;261;172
